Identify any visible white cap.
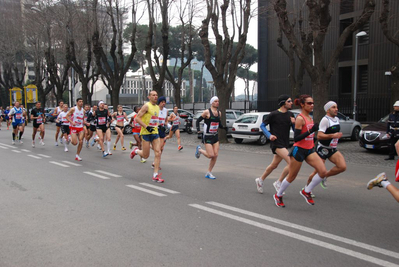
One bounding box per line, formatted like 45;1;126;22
394;101;399;107
98;101;104;105
210;96;219;105
324;101;337;112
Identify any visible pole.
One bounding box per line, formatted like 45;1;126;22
353;36;359;121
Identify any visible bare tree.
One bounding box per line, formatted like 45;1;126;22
274;0;376;122
380;0;399;105
199;0;252;142
92;0;139;107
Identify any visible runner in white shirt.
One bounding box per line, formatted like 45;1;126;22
52;101;64;146
152;96;168;169
65;98;85;161
56;104;70;152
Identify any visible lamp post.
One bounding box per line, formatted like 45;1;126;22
353;31;368;121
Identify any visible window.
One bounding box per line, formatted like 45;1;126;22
358;23;370;45
226;112;235;119
358;65;368;93
339;67;352;94
340;0;354;14
340;18;353;47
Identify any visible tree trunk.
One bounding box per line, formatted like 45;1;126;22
390;60;399;107
81;77;89;104
311;76;329;124
174;84;181;108
111;84;120;107
217;85;230;143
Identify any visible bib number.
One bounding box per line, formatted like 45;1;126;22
149;116;159;127
37;117;43;124
330;138;338;148
209;122;219;133
98;117;106;125
117;115;124;122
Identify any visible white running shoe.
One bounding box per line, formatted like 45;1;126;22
273;180;284;195
32;141;35;147
75;155;82;161
255;178;263;194
12;140;15;145
205;172;216;179
59;137;63;144
19;140;23;144
64;147;68;152
40;140;45;146
55;142;58;146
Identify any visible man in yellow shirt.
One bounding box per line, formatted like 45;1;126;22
130;90;163;182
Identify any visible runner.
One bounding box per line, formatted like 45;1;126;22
0;106;3;130
194;96;228;179
112;105;128;151
30;102;46;147
166;106;183;151
56;104;70;152
305;101;347;192
152;96;168;169
5;106;10;130
66;98;85;161
52;100;64;146
273;95;327;207
130;90;163;182
20;105;28;139
255;95;295;193
85;104;97;148
8;102;24;145
93;101;112;157
129;106;145;163
367;172;399;202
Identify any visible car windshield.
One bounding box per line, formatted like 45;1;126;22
226;112;235;119
379;114;389;123
235;114;258;124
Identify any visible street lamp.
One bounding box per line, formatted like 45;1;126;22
353;31;368;121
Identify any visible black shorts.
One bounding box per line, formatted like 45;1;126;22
316;145;338;160
203;134;219;145
56;122;62;127
61;125;70;135
270;143;287;155
90;125;96;132
290;146;315;162
158;126;166;138
115;125;124;131
171;125;179;132
33;123;43;129
12;123;23;129
96;125;109;133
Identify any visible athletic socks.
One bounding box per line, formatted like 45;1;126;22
277;179;291;197
19;131;23;139
153;172;158;178
12;133;15;140
107;141;111;153
305;173;324;193
381;180;391;189
395;160;399;182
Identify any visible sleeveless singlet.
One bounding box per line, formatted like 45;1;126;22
158;108;168;126
319;115;340;148
96;109;109;127
293;113;315;150
58;111;70;126
71;107;84;128
115;112;125;125
140;102;159;135
204;108;220;135
11;107;23;124
172;112;180;126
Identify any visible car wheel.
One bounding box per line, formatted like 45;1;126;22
234;138;243;144
257;134;267;145
124;125;132;134
351;127;361;141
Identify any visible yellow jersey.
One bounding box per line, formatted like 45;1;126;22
140;102;160;135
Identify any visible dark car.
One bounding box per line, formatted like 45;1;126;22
359;115;390;150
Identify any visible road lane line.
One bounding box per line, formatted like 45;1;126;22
95;170;122;177
126;185;167;197
21;149;31;152
189;204;399;267
83;172;110;180
0;146;9;149
0;143;15;148
37;154;51;158
207;201;399;260
139;183;180;194
62;161;82;166
49;161;70;168
12;150;21;153
27;155;42;159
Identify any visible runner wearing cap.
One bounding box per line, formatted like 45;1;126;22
305;101;347;192
385;100;399;160
255;95;295;194
152;96;168;169
194;96;228;179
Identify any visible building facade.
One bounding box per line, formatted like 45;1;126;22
258;0;399;122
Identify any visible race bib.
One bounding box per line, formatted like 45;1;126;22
330;138;338;148
37;117;43;124
173;118;180;126
159;117;165;126
117;115;124;122
15;113;22;120
305;124;314;140
75;116;83;127
209;122;219;133
98;117;106;125
149;116;159;127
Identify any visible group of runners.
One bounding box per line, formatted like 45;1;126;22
3;92;399;204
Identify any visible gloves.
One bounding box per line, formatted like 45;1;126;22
146;126;155;133
310;123;319;133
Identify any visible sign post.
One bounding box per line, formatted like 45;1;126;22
9;87;23;106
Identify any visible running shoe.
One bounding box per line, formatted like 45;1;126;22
273;181;285;195
12;140;15;145
122;147;126;151
91;138;96;146
75;155;82;161
130;147;138;159
55;142;58;146
86;141;89;148
205;172;216;179
151;163;161;170
19;140;23;144
301;187;315;198
129;141;134;149
113;144;116;150
103;151;109;158
40;140;45;146
97;144;101;150
64;147;68;152
178;145;183;151
300;189;315;205
255;177;263;194
320;178;328;189
273;193;285;208
32;141;35;147
195;145;201;159
367;172;387;190
152;173;164;183
108;151;113;155
59;137;63;144
140;158;146;163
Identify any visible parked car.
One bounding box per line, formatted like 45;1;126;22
167;109;194;132
110;112;136;134
290;109;361;141
231;112;271;145
193;109;244;138
359;114;390;150
45;108;56;122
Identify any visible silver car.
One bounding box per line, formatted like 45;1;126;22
193;109;244;137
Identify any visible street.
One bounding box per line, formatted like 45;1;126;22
1;124;399;267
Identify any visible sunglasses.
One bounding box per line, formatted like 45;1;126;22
305;102;314;105
286;100;292;103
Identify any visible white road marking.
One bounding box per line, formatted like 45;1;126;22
83;172;110;180
49;161;70;168
189;204;399;267
27;155;42;159
21;149;31;152
95;170;122;177
139;183;180;194
12;150;21;153
0;146;9;149
62;161;82;167
126;185;167;197
0;143;15;148
37;154;51;158
207;201;399;260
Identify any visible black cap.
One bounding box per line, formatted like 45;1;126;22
158;96;166;104
278;94;290;107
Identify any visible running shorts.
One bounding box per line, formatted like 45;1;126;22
203;134;219;145
96;125;108;133
61;125;70;135
290;146;315;162
33;123;43;129
315;144;338;160
70;127;84;135
56;122;62;127
158;126;166;138
89;125;96;132
171;125;179;132
142;134;159;142
12;123;23;129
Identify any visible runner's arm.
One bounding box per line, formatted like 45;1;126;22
65;108;75;125
135;104;148;128
260;122;272;139
293;116;318;142
196;110;209;132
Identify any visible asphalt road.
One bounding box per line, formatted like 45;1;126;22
1;124;399;267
